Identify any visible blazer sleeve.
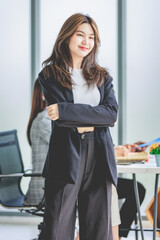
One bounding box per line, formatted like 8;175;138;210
39;70;118;128
57;76;118;127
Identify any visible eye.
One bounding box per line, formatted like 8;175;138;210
89;36;94;40
77;33;83;37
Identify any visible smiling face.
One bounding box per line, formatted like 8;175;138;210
68;23;95;67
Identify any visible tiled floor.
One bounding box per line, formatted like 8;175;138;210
0;216;160;240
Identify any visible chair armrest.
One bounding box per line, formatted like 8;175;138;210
24;173;42;177
24;167;42;176
0;172;42;178
0;173;24;177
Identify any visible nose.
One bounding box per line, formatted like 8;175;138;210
82;37;88;45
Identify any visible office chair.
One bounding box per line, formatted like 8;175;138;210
0;129;45;230
0;129;80;240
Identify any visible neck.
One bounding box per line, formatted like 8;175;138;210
72;56;83;69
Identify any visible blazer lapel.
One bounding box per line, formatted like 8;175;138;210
98;82;104;104
63;87;74;103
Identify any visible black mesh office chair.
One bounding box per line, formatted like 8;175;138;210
0;129;79;240
0;129;45;226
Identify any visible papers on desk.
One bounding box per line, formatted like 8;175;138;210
116;152;148;165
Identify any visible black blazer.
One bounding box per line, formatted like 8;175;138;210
38;66;119;186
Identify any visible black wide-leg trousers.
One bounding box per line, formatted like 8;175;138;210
38;131;112;240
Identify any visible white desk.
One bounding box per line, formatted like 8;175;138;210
117;160;160;240
117;160;160;174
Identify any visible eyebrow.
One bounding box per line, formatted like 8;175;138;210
76;30;94;36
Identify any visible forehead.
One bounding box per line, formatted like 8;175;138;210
76;23;94;35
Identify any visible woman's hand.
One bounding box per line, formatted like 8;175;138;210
47;104;59;121
114;145;129;157
124;143;143;152
77;127;94;133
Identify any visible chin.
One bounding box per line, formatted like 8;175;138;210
81;54;88;58
79;52;90;58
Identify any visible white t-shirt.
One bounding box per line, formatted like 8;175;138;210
70;68;100;106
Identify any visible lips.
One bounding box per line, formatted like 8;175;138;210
79;46;89;51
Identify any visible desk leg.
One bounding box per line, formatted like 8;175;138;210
133;173;144;240
153;174;159;240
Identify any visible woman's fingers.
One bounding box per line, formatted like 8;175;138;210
114;145;129;157
46;104;59;120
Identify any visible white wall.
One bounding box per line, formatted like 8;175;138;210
126;0;160;214
0;0;31;191
40;0;118;144
126;0;160;143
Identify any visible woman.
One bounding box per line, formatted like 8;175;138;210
38;13;118;240
24;79;51;206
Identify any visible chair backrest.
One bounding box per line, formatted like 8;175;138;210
0;130;24;207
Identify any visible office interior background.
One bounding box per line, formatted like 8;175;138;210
0;0;160;217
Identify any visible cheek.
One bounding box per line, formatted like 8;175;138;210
89;41;95;51
69;38;78;51
69;41;74;52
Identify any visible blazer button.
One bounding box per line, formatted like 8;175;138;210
81;133;85;139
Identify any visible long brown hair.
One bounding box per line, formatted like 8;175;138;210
27;79;46;146
43;13;109;89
